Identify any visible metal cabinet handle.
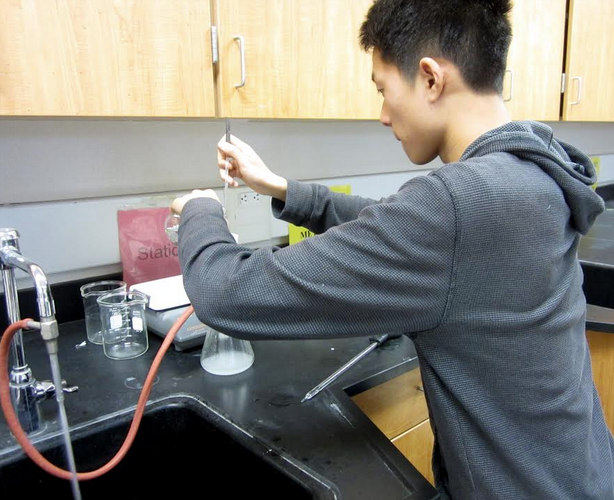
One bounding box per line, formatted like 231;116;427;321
503;69;514;102
233;35;246;88
570;76;582;106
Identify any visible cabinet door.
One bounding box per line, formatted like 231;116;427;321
0;0;216;117
563;0;614;121
503;0;567;121
215;0;381;119
392;419;435;486
352;368;429;440
352;368;433;485
587;330;614;432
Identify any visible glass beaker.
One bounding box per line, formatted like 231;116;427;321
80;280;127;344
200;329;254;375
97;290;149;360
164;212;180;244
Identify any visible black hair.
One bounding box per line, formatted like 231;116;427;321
360;0;513;94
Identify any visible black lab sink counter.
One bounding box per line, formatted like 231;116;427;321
0;320;438;499
2;205;611;499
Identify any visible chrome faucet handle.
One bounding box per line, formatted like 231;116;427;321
0;228;19;255
34;380;79;400
34;380;56;400
61;381;79;394
0;227;61;435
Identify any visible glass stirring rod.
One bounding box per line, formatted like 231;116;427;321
301;333;402;403
223;118;231;217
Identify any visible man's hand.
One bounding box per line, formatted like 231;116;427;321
218;135;288;202
171;189;220;215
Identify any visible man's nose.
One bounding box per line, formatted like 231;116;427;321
379;107;391;127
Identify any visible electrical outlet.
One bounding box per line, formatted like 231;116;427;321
239;192;262;206
225;187;272;243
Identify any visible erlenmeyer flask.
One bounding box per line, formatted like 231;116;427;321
200;328;254;375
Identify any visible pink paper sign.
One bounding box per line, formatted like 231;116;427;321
117;207;180;288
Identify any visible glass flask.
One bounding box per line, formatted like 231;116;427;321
200;328;255;375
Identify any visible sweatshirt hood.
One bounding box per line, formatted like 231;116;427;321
460;121;605;234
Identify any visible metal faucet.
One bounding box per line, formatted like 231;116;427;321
0;228;76;434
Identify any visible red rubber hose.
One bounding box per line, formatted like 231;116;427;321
0;306;195;480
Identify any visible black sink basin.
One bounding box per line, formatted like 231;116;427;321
0;395;337;499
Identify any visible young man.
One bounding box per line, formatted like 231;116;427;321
172;0;614;498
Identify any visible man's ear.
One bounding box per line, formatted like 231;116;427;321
418;57;445;103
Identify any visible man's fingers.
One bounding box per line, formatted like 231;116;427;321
217;139;236;156
170;198;183;215
227;134;254;154
217;141;243;166
218;134;254;157
218;158;239;179
219;168;240;187
220;168;233;183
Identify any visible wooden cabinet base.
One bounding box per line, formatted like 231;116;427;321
352;368;435;486
392;419;435;486
587;330;614;431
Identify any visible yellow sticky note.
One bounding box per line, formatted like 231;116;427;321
288;225;315;243
329;184;352;196
288;184;352;244
590;156;601;190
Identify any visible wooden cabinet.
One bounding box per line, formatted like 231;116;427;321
3;0;613;121
484;0;614;122
503;0;567;121
563;0;614;121
587;330;614;431
0;0;216;117
495;0;614;122
214;0;381;119
391;419;435;486
352;368;435;485
1;0;379;118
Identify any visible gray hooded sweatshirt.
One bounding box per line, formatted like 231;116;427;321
179;121;614;500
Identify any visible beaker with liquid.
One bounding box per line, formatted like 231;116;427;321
200;329;254;375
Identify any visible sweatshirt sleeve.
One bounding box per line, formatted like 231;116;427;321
178;174;456;340
271;180;381;233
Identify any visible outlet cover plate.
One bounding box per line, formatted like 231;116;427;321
225;187;272;243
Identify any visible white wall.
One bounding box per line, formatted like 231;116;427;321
1;119;613;288
0;119;413;204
